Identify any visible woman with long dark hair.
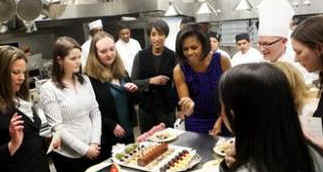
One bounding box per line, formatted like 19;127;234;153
219;63;322;172
291;15;323;151
0;46;50;172
40;36;101;172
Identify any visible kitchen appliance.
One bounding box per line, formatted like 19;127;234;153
0;0;16;33
16;0;42;33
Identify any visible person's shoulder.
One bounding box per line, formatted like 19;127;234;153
174;64;182;73
115;40;123;48
80;74;92;84
249;47;261;54
218;49;231;58
40;79;54;89
232;51;242;59
130;38;139;43
81;39;91;47
307;144;323;171
164;46;176;55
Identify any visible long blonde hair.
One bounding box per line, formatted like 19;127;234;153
85;31;126;82
274;61;317;112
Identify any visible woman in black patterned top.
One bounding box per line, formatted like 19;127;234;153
0;45;50;172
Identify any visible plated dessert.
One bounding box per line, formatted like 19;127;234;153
112;142;200;172
213;138;235;156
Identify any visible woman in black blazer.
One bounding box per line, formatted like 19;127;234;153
0;46;49;172
85;31;138;161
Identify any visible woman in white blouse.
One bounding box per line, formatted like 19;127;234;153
40;36;102;172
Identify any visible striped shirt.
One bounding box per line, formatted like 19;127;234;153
39;75;101;158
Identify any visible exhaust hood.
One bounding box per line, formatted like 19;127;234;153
44;0;169;20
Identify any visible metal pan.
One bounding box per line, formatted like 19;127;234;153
17;0;42;21
0;0;16;22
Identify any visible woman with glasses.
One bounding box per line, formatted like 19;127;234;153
0;46;50;172
291;15;323;151
257;27;317;85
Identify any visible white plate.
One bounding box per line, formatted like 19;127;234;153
192;159;222;172
148;128;178;142
112;142;200;172
213;138;235;156
203;159;223;168
85;161;122;172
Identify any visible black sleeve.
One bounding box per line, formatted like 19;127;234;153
131;52;150;91
0;113;11;161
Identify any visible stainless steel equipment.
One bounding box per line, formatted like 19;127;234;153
0;0;16;33
17;0;42;33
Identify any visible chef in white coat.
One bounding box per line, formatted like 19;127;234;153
257;0;317;85
115;23;142;75
81;19;103;69
231;33;263;66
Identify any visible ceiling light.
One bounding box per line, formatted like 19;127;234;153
303;0;311;6
196;0;212;14
165;1;179;16
121;16;137;21
182;0;195;3
235;0;253;11
0;23;8;34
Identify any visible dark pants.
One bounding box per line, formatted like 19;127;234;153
138;108;175;133
50;152;96;172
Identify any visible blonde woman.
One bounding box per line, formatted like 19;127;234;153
85;31;138;161
274;61;319;117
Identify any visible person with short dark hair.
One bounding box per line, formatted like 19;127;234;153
0;46;50;172
180;16;196;30
219;63;322;172
199;22;210;33
208;31;231;59
231;33;263;66
115;23;141;75
174;26;231;134
131;19;177;133
40;36;102;172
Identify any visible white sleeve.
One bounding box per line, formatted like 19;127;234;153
135;40;142;51
84;76;102;144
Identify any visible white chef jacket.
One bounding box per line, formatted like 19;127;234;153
216;49;231;59
81;38;91;70
231;47;264;67
115;38;142;75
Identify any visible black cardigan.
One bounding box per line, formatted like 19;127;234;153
132;47;178;113
0;107;49;172
88;76;138;144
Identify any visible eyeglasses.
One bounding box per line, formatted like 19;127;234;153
258;38;282;48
